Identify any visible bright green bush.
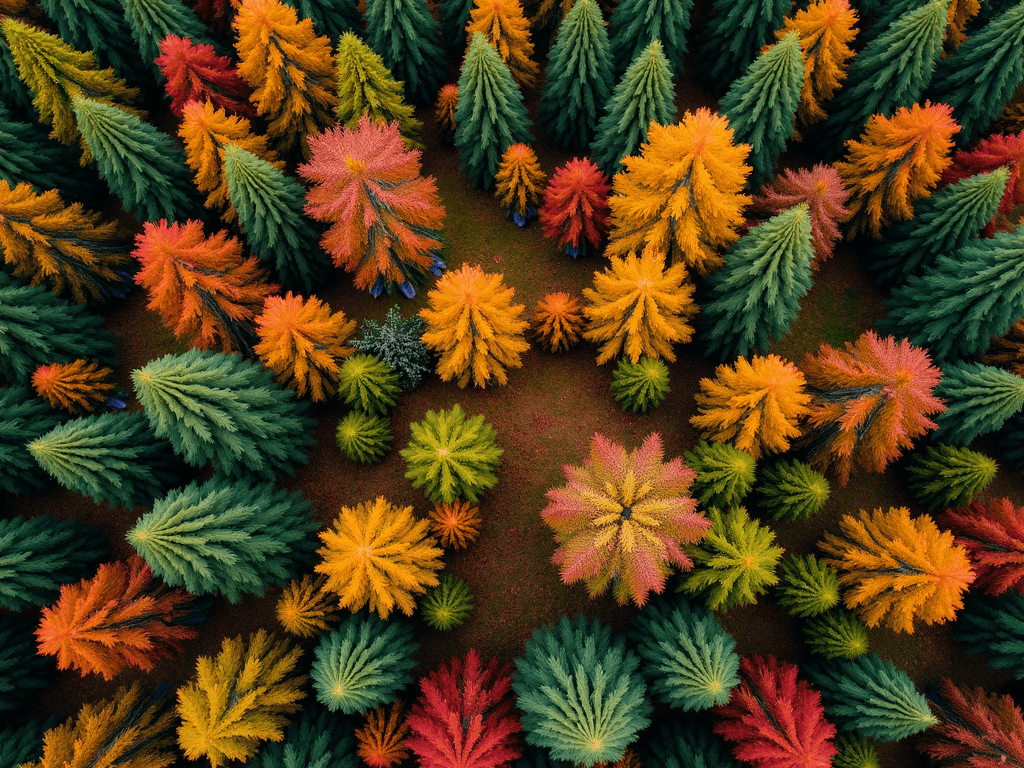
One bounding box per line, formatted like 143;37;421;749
336;410;392;463
610;356;670;413
905;444;998;511
420;574;473;630
684;441;756;509
337;354;401;414
804;610;869;660
776;554;841;618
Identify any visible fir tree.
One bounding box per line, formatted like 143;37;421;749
610;357;670;412
283;0;362;41
905;444;998;511
365;0;445;105
608;0;691;75
0;717;59;768
466;0;538;88
275;573;337;638
804;610;870;660
940;498;1024;596
441;0;474;51
357;701;410;768
337;354;401;414
250;702;358;768
495;143;546;224
351;304;432;390
0;386;69;494
531;292;585;352
684;441;756;509
0;104;96;200
121;0;215;81
38;0;147;84
956;593;1024;677
128;478;317;602
756;460;831;522
695;0;791;87
156;36;254;117
0;618;54;712
919;679;1024;768
776;554;841;618
640;720;738;768
336;411;393;463
420;575;474;630
932;361;1024;445
538;158;610;258
942;132;1024;236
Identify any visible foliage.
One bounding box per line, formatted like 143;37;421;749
756;460;831;522
611;357;670;413
337;411;393;464
940;498;1024;596
988;319;1024;377
352;304;432;391
284;0;362;41
441;0;474;50
365;0;445;106
31;360;116;416
0;717;59;768
495;143;546;223
0;103;96;200
918;678;1024;767
956;592;1024;677
428;500;482;549
531;292;585;352
466;0;537;88
684;441;756;509
357;701;409;768
776;554;841;618
276;573;337;638
0;618;54;712
435;83;458;144
538;158;610;257
121;0;213;79
608;0;691;75
941;132;1024;236
931;361;1024;446
803;610;870;660
156;35;253;117
905;445;998;512
696;0;790;85
639;719;739;768
249;702;357;768
38;0;146;83
420;575;474;630
832;734;879;768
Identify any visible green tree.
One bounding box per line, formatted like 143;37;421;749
695;0;791;88
608;0;692;75
365;0;445;105
311;612;418;714
640;719;738;768
337;354;401;414
932;361;1024;445
629;593;740;710
0;717;60;768
756;459;831;522
699;205;814;362
684;441;757;509
0;104;96;200
719;32;805;189
832;734;880;768
804;610;870;660
905;444;998;511
28;412;180;509
250;702;357;768
956;593;1024;677
336;411;392;463
539;0;613;149
454;32;532;190
0;36;34;116
610;356;670;412
132;349;316;478
39;0;147;83
0;515;106;611
0;619;54;712
128;478;317;603
590;39;674;177
420;574;474;630
121;0;215;80
803;653;938;741
284;0;362;41
351;304;433;391
0;386;69;495
513;616;652;767
776;554;841;618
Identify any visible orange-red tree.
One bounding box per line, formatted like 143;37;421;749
531;291;585;353
155;35;254;117
435;84;458;144
918;679;1024;768
465;0;538;89
940;498;1024;596
32;360;117;414
538;157;610;258
357;701;410;768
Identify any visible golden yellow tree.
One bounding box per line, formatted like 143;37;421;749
315;496;444;619
420;262;530;388
691;354;811;460
583;244;698;365
606;108;752;276
466;0;538;89
946;0;981;50
276;573;338;638
494;142;546;223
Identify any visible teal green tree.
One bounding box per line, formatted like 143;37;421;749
0;619;54;712
776;554;841;618
441;0;473;51
337;354;401;414
695;0;791;88
285;0;362;41
365;0;445;105
39;0;147;83
756;460;831;522
955;593;1024;677
0;386;69;495
608;0;692;75
684;441;757;509
905;444;998;511
931;361;1024;445
0;104;96;200
250;702;357;768
121;0;216;80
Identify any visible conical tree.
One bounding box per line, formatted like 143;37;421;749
932;361;1024;445
455;33;532;190
538;158;610;258
608;0;691;75
905;444;998;511
435;83;459;144
940;498;1024;596
695;0;791;87
0;386;70;494
156;36;254;117
38;0;147;84
128;478;317;602
918;678;1024;768
441;0;474;51
776;554;841;617
132;349;316;478
365;0;445;105
121;0;214;80
684;441;757;509
359;704;411;768
756;459;831;522
284;0;362;41
251;702;358;768
495;143;546;223
0;104;96;200
466;0;538;89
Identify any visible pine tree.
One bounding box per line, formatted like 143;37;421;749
905;444;998;511
640;719;738;768
531;292;585;352
940;498;1024;596
700;205;814;361
803;654;937;742
956;592;1024;677
538;158;610;258
311;613;418;714
466;0;538;88
513;616;651;767
234;0;336;156
539;0;613;149
357;701;410;768
495;143;546;224
338;354;401;414
421;574;474;629
941;132;1024;236
919;678;1024;768
776;554;841;617
336;411;393;463
28;412;180;508
275;573;337;638
0;386;70;494
590;39;675;177
177;630;306;768
223;143;331;293
72;97;201;223
436;83;458;144
455;33;532;190
0;34;33;117
695;0;791;87
0;618;53;712
0;180;133;304
0;717;59;768
820;506;975;633
300;117;446;296
38;0;147;84
628;593;740;710
250;702;357;768
713;656;837;768
803;610;869;660
156;36;254;117
0;104;96;200
283;0;362;41
364;0;445;105
684;441;757;509
121;0;214;81
441;0;474;50
757;459;831;521
608;0;691;76
932;361;1024;445
610;357;670;412
428;501;482;550
351;304;432;390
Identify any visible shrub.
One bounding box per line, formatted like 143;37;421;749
804;610;870;660
356;701;409;768
684;441;756;509
756;460;830;521
530;292;585;352
275;573;337;638
338;354;402;415
610;357;670;412
905;444;998;511
428;501;482;549
336;411;393;464
776;554;841;618
420;575;474;631
351;304;432;391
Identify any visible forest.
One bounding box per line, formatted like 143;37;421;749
2;0;1024;766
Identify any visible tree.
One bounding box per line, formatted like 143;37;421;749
835;102;960;238
255;292;356;401
611;357;670;412
0;386;70;494
757;460;831;522
223;143;331;292
338;354;401;414
420;263;529;388
988;319;1024;376
530;292;585;352
455;33;532;190
931;361;1024;445
905;445;998;512
940;498;1024;596
156;36;253;117
819;506;975;633
776;554;841;617
608;0;691;75
628;593;740;710
582;245;698;365
28;412;180;508
640;720;738;768
513;616;651;767
365;0;445;105
590;39;675;177
441;0;474;50
357;701;409;768
941;132;1024;236
919;679;1024;768
436;83;458;144
495;143;546;224
315;497;443;618
684;441;757;509
429;501;482;549
133;220;276;353
803;654;937;742
121;0;214;80
466;0;538;88
300;117;446;296
606;109;751;275
311;613;418;714
801;332;945;485
250;702;358;768
337;411;393;463
691;354;810;460
680;506;784;610
538;158;610;258
72;97;201;223
713;656;837;768
30;361;118;414
0;618;53;713
38;0;147;84
406;649;522;768
352;304;433;390
695;0;791;87
275;573;337;638
177;630;306;768
699;205;814;361
234;0;336;156
803;610;869;660
0;717;60;768
0;104;97;200
421;574;475;630
543;432;709;607
956;593;1024;677
539;0;613;149
283;0;362;41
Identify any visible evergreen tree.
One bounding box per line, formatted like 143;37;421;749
495;143;546;224
539;0;613;149
684;441;757;509
919;678;1024;768
275;573;337;638
695;0;791;87
121;0;215;81
590;39;675;177
337;354;401;414
0;717;59;768
466;0;538;88
455;33;532;190
610;357;670;412
128;478;317;602
640;719;739;768
756;460;831;522
441;0;475;51
0;618;54;712
940;497;1024;596
608;0;691;75
365;0;444;105
776;554;841;617
420;574;474;630
942;132;1024;236
0;386;69;494
956;592;1024;677
0;104;96;200
351;304;432;390
357;700;410;768
531;291;586;352
428;500;483;550
932;361;1024;445
283;0;362;41
336;411;393;464
538;158;610;258
251;702;357;768
156;36;254;117
905;444;998;511
803;610;870;660
38;0;146;84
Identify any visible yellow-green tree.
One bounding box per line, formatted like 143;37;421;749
606;108;752;276
495;142;546;223
466;0;538;89
420;262;530;388
583;244;698;365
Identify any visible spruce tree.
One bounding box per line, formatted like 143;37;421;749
250;702;357;768
365;0;445;105
0;104;96;201
695;0;791;88
776;554;841;618
121;0;215;80
465;0;538;89
351;304;432;391
128;478;317;602
955;593;1024;677
0;618;54;712
608;0;692;75
454;32;532;190
684;441;757;509
132;349;316;478
905;444;998;511
931;361;1024;446
0;386;69;495
39;0;148;83
590;39;674;177
756;459;831;522
284;0;362;41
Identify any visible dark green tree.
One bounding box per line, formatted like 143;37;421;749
955;593;1024;678
804;610;870;660
0;36;33;116
640;719;739;768
998;412;1024;469
250;701;357;768
0;716;60;768
351;304;433;391
695;0;791;88
590;39;674;177
0;104;96;200
756;459;831;522
608;0;692;75
336;411;392;464
684;441;757;509
932;361;1024;446
629;593;740;710
905;444;998;511
776;554;841;618
0;514;106;611
0;619;54;712
700;205;814;361
132;349;316;478
284;0;362;42
40;0;147;83
0;386;69;495
610;356;670;412
538;0;613;150
223;143;330;294
454;33;532;190
337;354;401;414
365;0;445;105
128;478;317;603
121;0;215;80
513;616;651;767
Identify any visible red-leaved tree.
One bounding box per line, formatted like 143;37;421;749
941;131;1024;235
538;157;611;258
940;498;1024;596
917;678;1024;768
155;35;254;117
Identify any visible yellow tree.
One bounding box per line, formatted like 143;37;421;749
606;108;752;276
420;262;530;388
495;142;546;224
315;496;444;619
583;243;698;365
691;354;811;460
466;0;538;89
276;573;337;638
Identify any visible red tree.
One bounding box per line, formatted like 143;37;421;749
940;498;1024;596
941;132;1024;235
538;157;611;258
405;649;522;768
714;656;837;768
917;678;1024;768
155;35;254;117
